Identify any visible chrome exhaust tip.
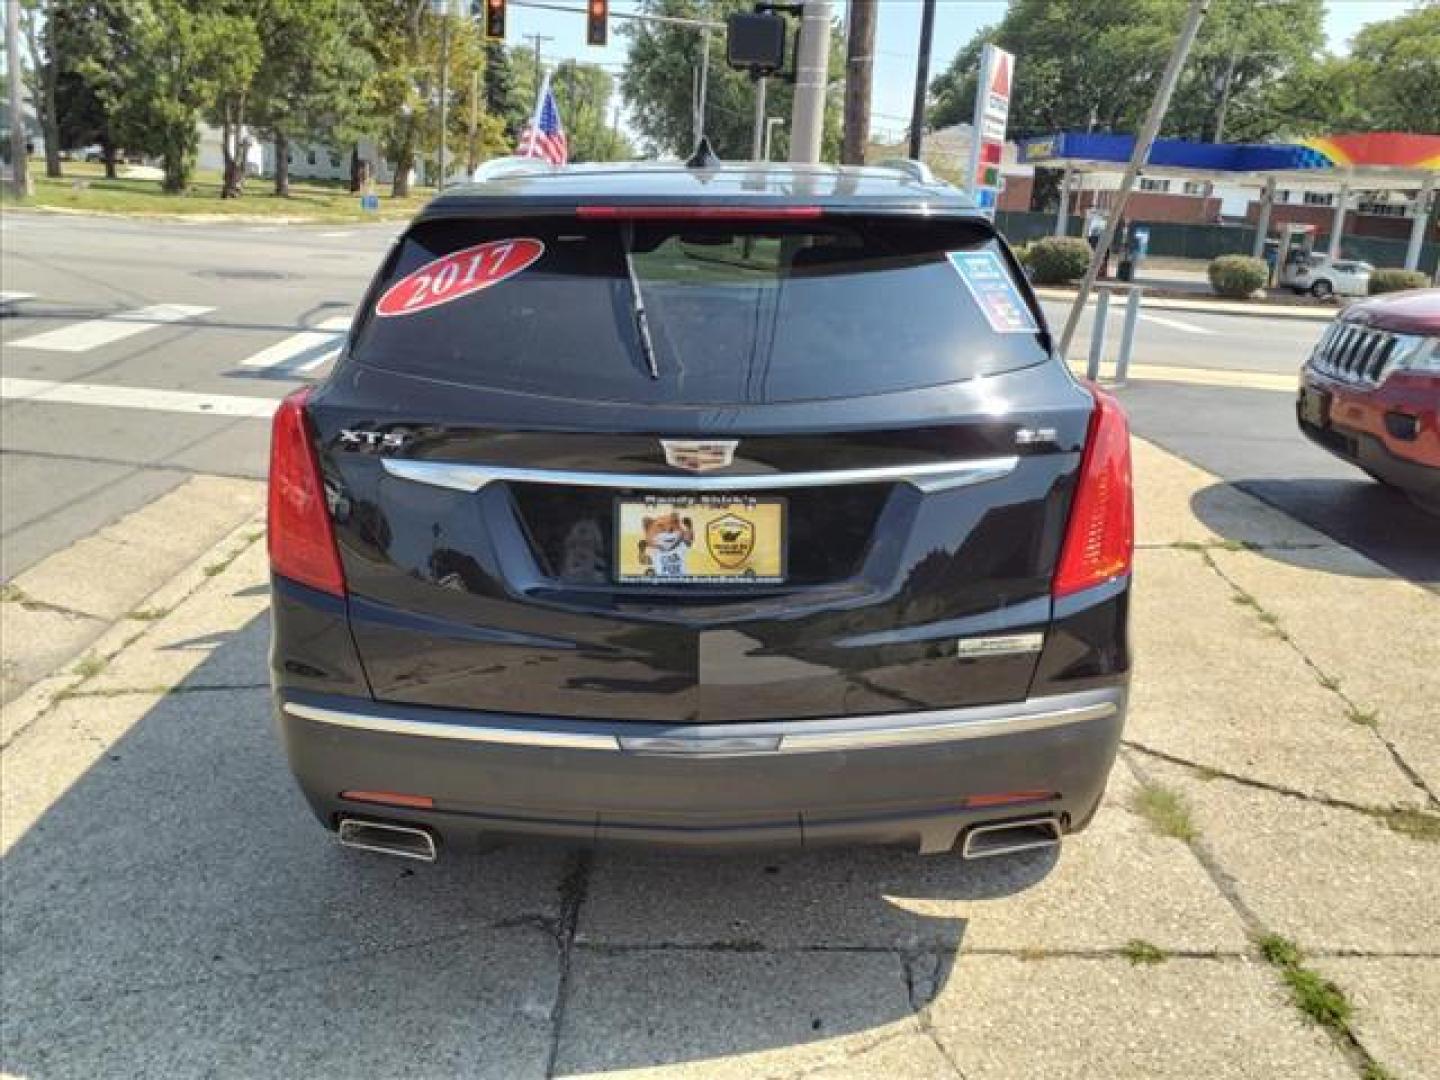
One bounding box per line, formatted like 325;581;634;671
961;815;1062;860
337;818;438;863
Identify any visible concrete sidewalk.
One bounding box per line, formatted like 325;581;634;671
2;440;1436;1079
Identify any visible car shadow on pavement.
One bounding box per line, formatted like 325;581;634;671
1;612;1058;1078
1190;478;1440;586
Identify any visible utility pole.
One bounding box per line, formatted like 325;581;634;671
751;75;767;161
693;26;712;145
468;66;481;174
907;0;936;160
5;0;28;197
789;0;832;163
842;0;876;165
1058;0;1210;362
523;32;554;86
438;7;450;188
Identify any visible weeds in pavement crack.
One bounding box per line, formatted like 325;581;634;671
1130;781;1197;842
1121;939;1168;965
544;849;593;1079
1194;550;1439;810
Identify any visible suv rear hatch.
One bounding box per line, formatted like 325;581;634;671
308;208;1095;724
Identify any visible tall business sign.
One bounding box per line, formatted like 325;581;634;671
967;44;1014;217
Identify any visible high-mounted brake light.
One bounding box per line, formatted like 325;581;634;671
268;387;346;596
575;205;823;221
1053;385;1134;598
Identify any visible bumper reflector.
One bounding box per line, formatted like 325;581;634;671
962;790;1057;808
340;790;435;810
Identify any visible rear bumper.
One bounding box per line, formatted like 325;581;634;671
275;686;1126;854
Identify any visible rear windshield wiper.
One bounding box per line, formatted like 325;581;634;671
621;223;660;380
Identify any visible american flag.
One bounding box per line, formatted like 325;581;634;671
518;77;568;166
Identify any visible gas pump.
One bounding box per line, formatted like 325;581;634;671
1275;223;1318;289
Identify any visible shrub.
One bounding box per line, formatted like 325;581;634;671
1368;268;1429;295
1023;237;1092;284
1208;255;1268;299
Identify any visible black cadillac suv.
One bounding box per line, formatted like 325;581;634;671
268;161;1133;863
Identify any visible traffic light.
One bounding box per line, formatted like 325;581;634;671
483;0;506;40
586;0;608;47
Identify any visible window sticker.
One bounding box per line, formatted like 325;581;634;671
945;250;1040;334
376;238;545;317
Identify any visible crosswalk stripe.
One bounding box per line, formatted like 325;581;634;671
0;291;35;306
8;304;214;353
1;377;279;418
239;315;351;371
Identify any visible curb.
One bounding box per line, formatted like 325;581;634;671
0;514;266;749
1034;288;1336;322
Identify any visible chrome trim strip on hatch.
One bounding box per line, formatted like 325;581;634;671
380;456;1020;495
283;702;622;751
281;697;1118;755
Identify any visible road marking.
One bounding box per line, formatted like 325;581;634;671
0;291;35;306
238;315;351;372
1;377;279;419
246;226;283;234
1137;312;1219;335
8;304;214;353
319;230;353;239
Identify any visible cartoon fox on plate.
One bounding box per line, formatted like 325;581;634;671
637;512;694;578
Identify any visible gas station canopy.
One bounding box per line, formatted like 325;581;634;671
1019;131;1440;185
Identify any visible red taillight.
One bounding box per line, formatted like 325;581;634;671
575;205;823;221
1053;385;1134;598
268;387;346;596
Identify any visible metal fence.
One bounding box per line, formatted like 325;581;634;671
994;210;1439;275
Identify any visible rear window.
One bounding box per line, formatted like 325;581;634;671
350;215;1050;405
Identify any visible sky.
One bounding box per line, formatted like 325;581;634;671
499;0;1419;142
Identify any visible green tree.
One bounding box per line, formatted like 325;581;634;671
19;0;62;177
547;59;627;164
929;0;1181;141
360;0;432;197
251;0;373;197
200;2;262;198
483;41;525;142
79;0;225;192
48;0;130;178
620;0;841;161
1165;0;1325;142
1345;1;1440;134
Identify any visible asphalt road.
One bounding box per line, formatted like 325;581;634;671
2;212;1435;585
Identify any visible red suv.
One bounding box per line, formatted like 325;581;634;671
1299;288;1440;514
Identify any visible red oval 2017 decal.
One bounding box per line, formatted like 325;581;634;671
375;238;545;318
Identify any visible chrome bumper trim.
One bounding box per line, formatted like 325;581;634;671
282;697;1117;755
283;703;621;751
380;455;1020;495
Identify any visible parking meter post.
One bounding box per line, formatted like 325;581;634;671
1086;288;1111;382
1116;287;1143;385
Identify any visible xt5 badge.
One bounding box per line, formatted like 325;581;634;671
337;429;410;453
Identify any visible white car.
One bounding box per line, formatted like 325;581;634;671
1283;254;1373;299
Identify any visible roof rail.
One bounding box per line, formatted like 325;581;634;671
874;158;943;185
470;156;558;182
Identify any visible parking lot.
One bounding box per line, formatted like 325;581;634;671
2;213;1437;1079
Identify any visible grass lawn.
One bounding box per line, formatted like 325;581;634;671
1;160;436;222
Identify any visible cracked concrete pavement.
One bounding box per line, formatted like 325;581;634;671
1;436;1437;1080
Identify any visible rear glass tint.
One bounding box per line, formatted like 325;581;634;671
350;216;1049;404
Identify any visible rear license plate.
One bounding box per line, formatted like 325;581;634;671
1300;386;1331;428
615;497;786;584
